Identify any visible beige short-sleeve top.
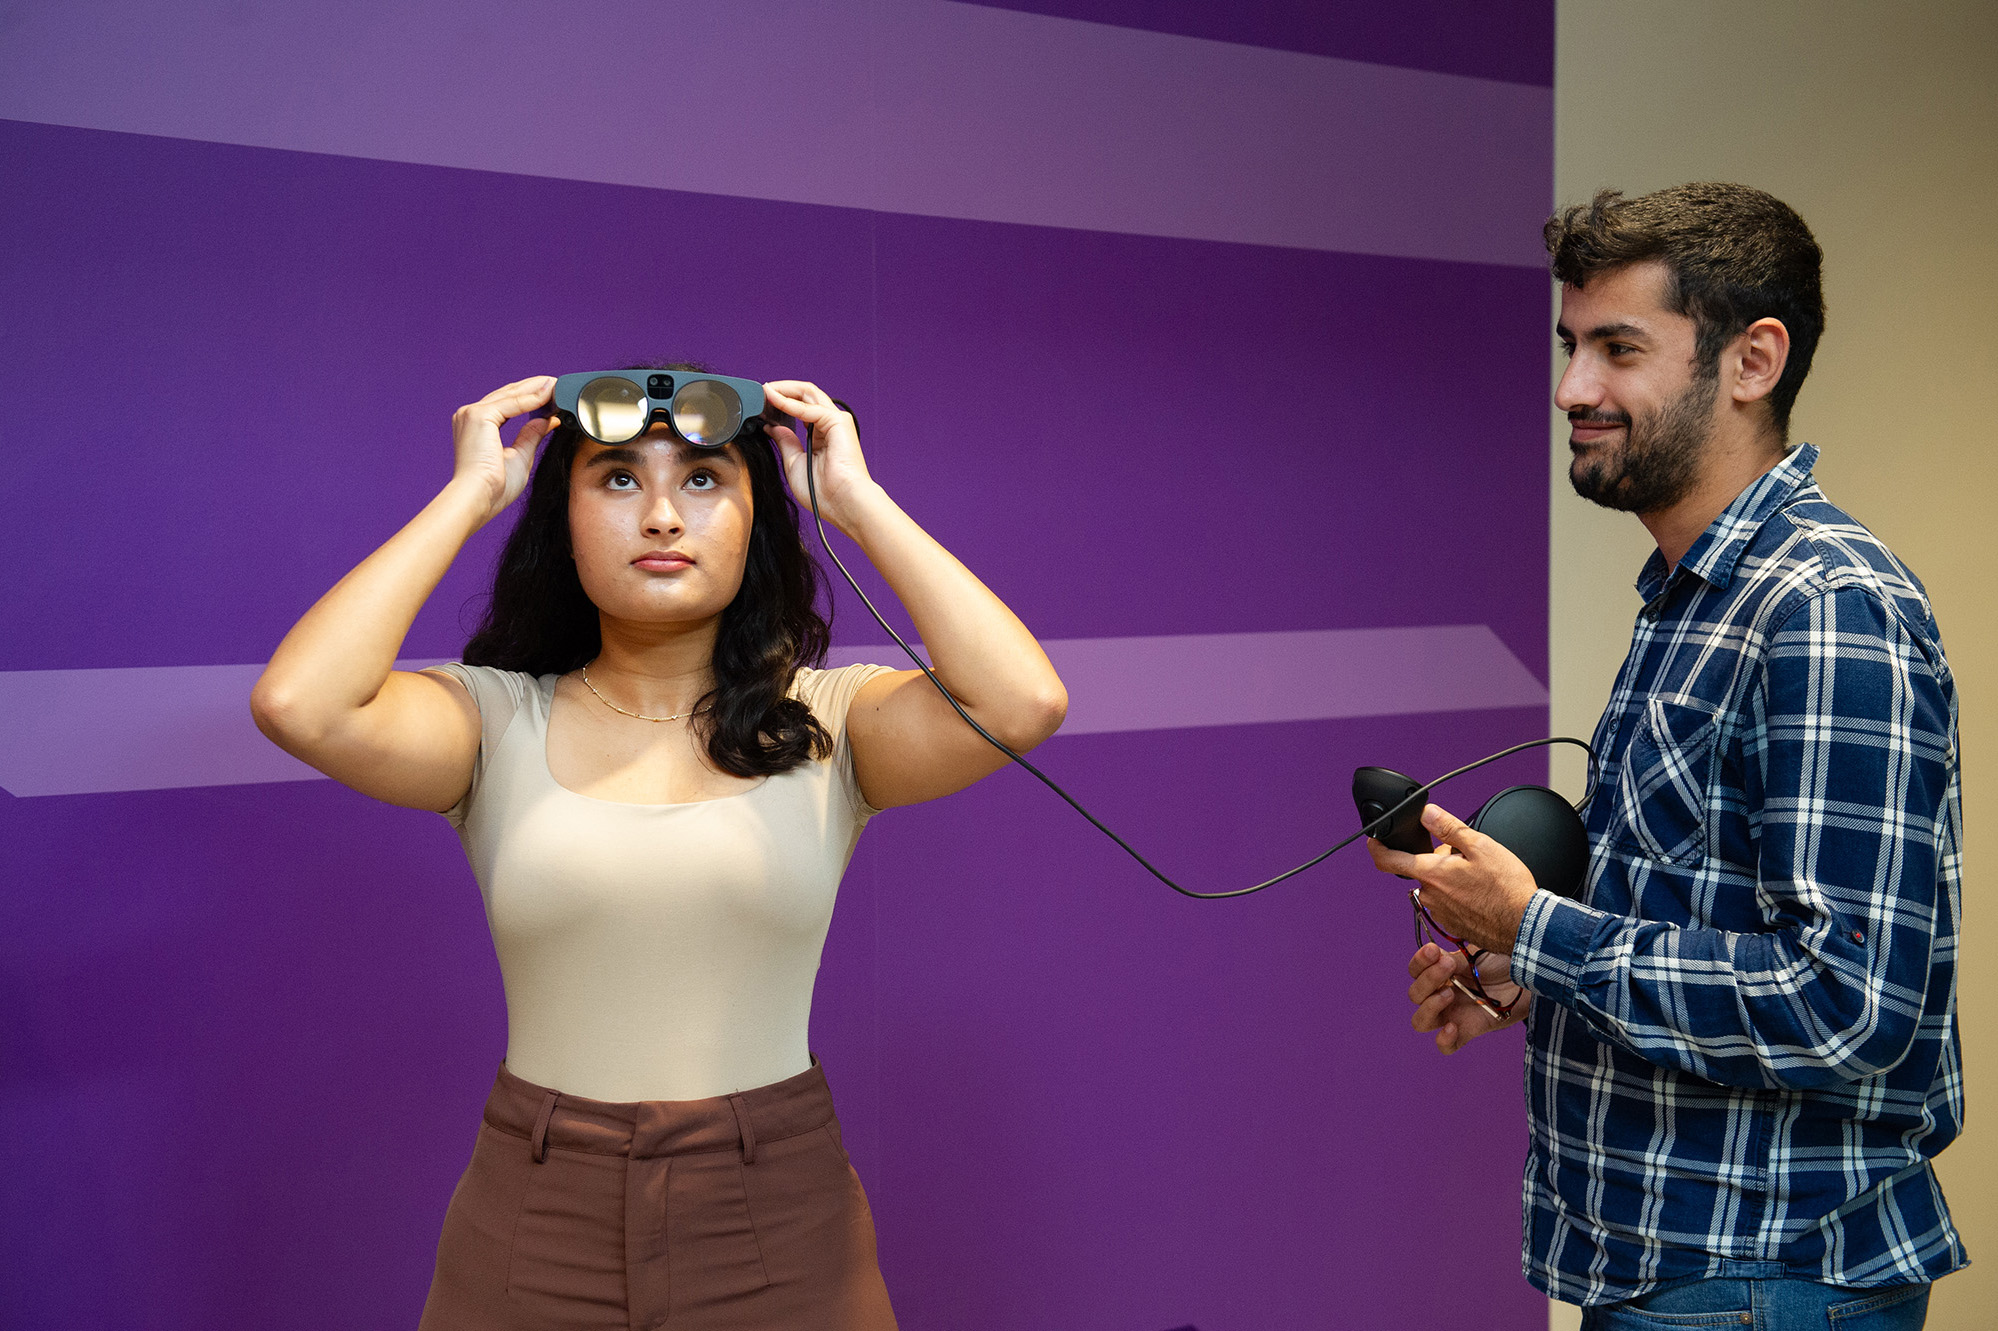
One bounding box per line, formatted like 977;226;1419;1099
425;661;893;1103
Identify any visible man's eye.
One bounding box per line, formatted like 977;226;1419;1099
1557;342;1575;359
1607;343;1636;357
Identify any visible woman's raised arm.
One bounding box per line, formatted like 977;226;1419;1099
250;376;557;810
762;380;1068;811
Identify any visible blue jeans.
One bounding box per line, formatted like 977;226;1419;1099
1579;1262;1930;1329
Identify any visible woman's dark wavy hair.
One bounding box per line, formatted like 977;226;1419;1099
463;362;833;777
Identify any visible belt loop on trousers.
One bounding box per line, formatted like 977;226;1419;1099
530;1089;559;1164
728;1093;757;1165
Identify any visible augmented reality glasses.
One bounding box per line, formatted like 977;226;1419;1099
550;370;767;449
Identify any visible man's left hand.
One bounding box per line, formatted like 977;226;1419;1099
1367;803;1541;955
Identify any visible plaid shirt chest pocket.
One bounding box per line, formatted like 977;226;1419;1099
1614;696;1721;866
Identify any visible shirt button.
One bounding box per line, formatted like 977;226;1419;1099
1853;929;1866;943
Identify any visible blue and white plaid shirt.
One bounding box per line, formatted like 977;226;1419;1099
1510;444;1966;1306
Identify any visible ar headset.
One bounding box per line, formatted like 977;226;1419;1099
550;370;1597;902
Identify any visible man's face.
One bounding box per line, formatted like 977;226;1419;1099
1555;260;1720;514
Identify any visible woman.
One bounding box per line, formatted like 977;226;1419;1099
251;369;1067;1329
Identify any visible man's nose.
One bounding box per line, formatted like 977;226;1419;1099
1553;354;1600;416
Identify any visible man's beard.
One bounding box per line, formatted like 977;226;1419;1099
1568;372;1720;514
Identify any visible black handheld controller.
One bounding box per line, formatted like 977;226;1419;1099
1351;764;1591;900
1352;766;1432;858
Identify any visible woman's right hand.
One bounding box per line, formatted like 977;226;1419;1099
452;376;559;525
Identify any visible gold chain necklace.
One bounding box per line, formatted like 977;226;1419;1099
578;666;703;723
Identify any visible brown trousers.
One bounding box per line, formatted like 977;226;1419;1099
419;1061;897;1331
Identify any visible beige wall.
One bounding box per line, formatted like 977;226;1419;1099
1549;3;1998;1328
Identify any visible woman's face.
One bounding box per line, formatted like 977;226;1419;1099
567;425;753;627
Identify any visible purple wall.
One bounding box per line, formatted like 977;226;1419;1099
0;4;1554;1327
957;0;1556;84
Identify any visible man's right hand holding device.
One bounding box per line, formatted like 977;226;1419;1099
1371;802;1537;1054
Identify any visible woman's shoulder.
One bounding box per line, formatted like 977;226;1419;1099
423;662;550;726
790;661;896;728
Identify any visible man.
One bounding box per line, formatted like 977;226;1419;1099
1370;184;1965;1327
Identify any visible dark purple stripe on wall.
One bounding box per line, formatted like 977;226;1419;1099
0;118;1551;682
952;0;1555;86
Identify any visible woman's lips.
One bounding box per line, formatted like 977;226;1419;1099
632;552;693;571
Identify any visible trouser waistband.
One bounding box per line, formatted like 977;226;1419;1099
483;1060;836;1165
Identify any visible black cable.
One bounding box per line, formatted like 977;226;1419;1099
799;404;1594;899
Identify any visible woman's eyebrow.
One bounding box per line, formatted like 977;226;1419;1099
580;445;642;469
580;442;741;469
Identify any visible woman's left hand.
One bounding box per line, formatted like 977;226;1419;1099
762;380;879;532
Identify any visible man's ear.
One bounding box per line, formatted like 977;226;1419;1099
1730;316;1791;408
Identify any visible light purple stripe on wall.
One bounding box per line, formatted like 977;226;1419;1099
0;628;1542;797
0;660;447;797
0;0;1551;267
831;624;1546;731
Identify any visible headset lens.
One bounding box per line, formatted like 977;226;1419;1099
576;376;648;444
672;379;743;448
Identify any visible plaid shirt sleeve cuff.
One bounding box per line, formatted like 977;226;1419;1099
1510;889;1607;1006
